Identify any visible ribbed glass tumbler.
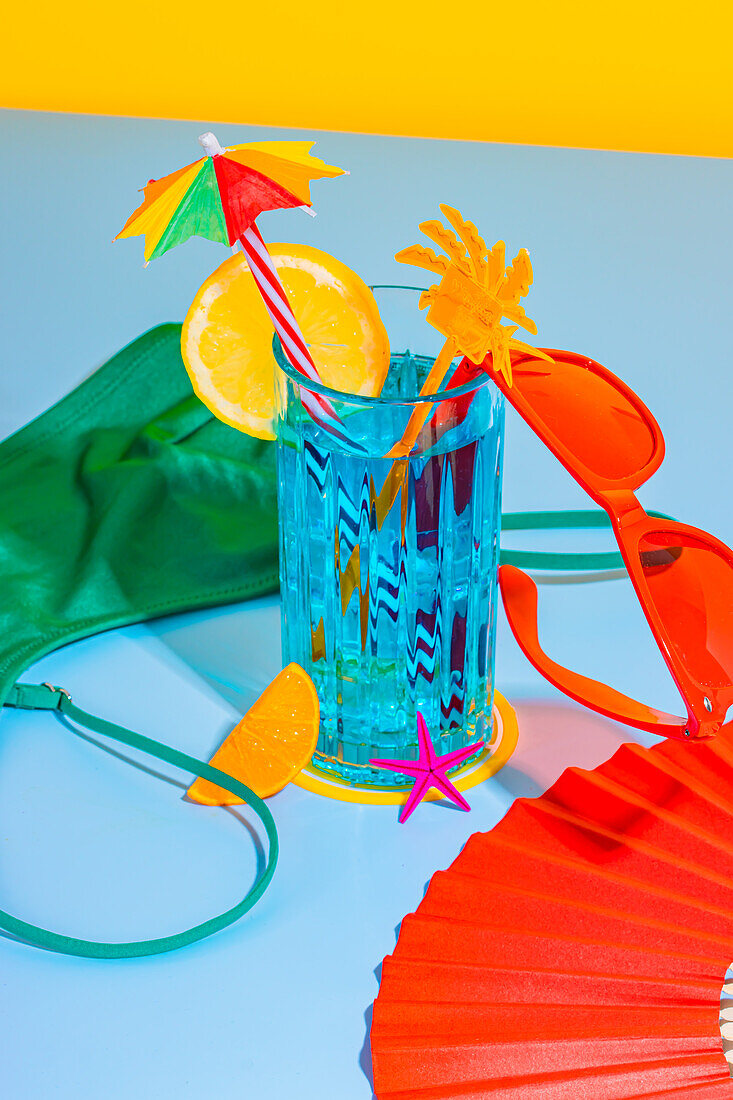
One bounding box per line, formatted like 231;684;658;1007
275;298;504;785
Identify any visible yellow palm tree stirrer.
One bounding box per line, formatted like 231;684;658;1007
388;205;552;458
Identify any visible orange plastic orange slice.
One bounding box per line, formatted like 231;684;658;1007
187;663;320;803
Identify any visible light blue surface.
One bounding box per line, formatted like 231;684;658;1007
0;109;731;1098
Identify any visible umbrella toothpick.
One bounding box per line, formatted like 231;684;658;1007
116;134;355;444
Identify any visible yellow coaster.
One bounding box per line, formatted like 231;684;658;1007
291;691;518;805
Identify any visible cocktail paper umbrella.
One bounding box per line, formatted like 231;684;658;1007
371;729;733;1097
116;134;351;441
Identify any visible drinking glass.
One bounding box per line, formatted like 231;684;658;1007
275;287;504;784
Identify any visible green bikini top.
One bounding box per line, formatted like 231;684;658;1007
1;323;281;958
0;322;658;959
0;323;279;707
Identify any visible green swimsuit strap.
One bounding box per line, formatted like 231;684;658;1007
499;508;675;572
2;682;278;960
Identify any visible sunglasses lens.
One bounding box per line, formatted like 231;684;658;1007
639;530;733;694
512;352;659;482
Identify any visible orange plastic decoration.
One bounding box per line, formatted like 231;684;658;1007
388;206;551;458
371;727;733;1096
396;205;551;387
489;347;733;743
186;663;319;802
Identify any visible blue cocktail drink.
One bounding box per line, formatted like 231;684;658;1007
275;294;504;785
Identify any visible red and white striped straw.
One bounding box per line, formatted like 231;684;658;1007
240;225;359;448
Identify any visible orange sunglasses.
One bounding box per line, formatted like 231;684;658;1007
477;348;733;742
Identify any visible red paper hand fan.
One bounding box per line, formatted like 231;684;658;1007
371;731;733;1098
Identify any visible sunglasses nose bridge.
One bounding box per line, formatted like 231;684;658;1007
604;490;643;530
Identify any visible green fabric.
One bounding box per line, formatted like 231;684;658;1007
150;160;229;259
0;322;279;710
4;682;278;958
0;327;281;957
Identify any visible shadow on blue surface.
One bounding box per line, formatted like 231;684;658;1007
59;714;269;878
359;962;381;1099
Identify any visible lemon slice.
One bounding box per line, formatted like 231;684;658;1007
181;243;390;439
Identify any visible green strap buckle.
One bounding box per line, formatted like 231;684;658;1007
5;682;68;711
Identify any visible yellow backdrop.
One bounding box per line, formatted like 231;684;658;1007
3;0;731;157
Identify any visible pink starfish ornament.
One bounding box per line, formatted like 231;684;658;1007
370;712;484;823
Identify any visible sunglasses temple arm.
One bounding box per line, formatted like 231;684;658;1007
498;564;687;738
